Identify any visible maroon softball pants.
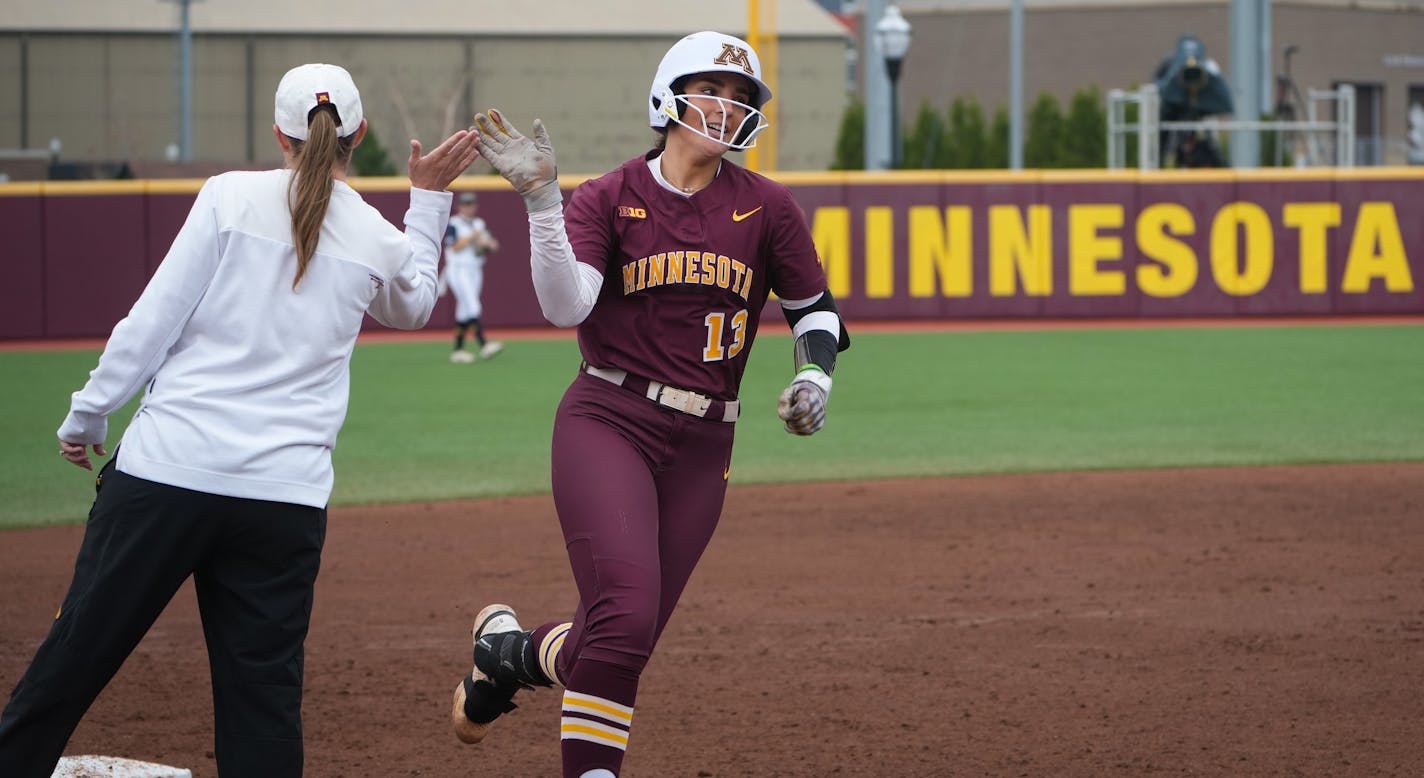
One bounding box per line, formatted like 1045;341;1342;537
548;370;736;684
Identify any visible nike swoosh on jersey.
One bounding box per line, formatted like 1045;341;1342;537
732;206;763;222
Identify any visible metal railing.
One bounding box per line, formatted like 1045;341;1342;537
1107;83;1356;169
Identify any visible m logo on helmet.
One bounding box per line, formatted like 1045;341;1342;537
714;44;755;76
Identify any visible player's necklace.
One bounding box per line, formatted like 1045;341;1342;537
668;162;721;194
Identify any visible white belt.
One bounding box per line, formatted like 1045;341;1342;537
584;365;740;422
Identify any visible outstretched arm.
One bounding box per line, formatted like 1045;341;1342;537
472;109;600;327
473;109;562;211
369;128;481;329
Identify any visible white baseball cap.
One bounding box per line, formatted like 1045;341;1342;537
274;63;364;140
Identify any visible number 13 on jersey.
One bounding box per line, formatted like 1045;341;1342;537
703;309;748;362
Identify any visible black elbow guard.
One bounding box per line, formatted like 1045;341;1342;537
784;290;850;375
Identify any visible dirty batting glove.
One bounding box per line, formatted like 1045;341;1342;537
777;368;833;436
474;108;561;212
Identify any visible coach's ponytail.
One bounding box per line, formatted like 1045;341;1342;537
286;107;355;289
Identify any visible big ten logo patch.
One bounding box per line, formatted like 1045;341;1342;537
618;205;648;219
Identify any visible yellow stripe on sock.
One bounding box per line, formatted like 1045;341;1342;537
560;721;630;749
562;691;634;723
540;622;572;685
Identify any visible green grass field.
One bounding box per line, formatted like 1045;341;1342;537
3;323;1421;529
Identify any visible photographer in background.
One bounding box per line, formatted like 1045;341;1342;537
1153;34;1234;168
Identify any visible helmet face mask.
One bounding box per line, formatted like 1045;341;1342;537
649;31;773;151
657;86;768;150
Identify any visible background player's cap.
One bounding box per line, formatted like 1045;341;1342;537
275;63;364;141
458;192;478;204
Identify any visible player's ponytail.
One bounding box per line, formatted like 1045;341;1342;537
286;107;355;289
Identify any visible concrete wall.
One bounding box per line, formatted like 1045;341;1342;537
7;4;1422;172
0;38;22;149
0;33;849;176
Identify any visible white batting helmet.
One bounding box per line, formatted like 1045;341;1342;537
648;31;773;150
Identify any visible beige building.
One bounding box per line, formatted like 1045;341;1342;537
6;0;1422;177
0;0;851;178
887;0;1424;165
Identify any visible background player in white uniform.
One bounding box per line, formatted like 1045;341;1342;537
448;32;849;778
0;63;478;778
444;191;503;362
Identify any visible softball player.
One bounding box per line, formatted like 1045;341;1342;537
449;31;849;778
444;191;504;362
0;64;478;778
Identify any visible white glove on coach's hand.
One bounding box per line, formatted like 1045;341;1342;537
473;108;561;212
777;369;833;436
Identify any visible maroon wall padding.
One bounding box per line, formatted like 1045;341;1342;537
1041;179;1140;318
2;171;1420;340
1330;177;1424;315
1230;177;1338;317
0;194;46;338
145;192;200;276
42;193;151;339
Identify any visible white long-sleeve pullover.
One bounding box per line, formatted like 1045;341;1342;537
57;169;449;507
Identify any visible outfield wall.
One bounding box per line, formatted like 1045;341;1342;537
1;168;1420;340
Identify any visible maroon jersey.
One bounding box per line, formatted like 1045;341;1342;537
564;152;826;401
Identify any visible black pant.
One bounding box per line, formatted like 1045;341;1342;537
0;459;327;777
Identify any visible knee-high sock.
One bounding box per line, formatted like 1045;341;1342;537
561;658;637;778
530;621;572;687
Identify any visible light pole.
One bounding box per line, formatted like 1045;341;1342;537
875;6;912;169
161;0;203;162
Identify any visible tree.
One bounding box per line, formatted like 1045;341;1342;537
941;95;989;169
353;124;398;176
902;99;944;169
828;85;1119;170
830;96;866;171
1023;92;1064;168
1260;113;1294;167
1061;87;1107;168
987;107;1011;169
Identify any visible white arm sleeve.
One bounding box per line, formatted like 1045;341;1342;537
57;179;224;445
366;187;448;330
528;204;602;327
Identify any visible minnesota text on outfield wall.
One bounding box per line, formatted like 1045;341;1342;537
810;201;1413;299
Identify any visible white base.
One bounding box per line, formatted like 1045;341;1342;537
53;755;192;778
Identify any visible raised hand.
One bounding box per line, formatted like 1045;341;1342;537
408;128;482;192
473;109;562;211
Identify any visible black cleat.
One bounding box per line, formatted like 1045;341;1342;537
451;604;524;744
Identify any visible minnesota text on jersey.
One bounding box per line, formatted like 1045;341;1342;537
622;252;753;299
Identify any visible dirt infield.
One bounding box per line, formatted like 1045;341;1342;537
2;463;1421;777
